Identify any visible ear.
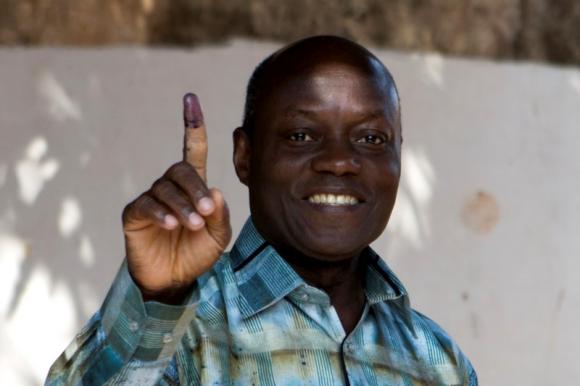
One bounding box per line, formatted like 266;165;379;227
233;127;251;186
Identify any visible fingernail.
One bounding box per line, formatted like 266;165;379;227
188;212;204;227
183;93;203;128
198;197;214;213
164;214;178;228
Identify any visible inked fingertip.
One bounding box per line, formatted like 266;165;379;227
183;93;203;128
183;92;197;104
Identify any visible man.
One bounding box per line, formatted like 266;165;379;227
46;36;477;385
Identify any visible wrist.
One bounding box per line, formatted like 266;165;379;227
140;284;193;305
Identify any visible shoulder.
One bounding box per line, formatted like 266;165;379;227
411;310;460;352
410;309;478;385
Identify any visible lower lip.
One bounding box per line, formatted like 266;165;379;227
303;200;363;212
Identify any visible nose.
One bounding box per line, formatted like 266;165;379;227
311;139;361;176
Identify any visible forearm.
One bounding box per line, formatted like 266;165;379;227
45;260;196;385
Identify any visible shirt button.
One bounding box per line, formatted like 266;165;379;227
345;342;354;352
129;321;139;332
162;333;173;344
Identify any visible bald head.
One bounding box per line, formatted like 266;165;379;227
242;35;400;137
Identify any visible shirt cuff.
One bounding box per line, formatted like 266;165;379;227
100;259;197;362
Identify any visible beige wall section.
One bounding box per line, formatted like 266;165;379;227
0;40;578;385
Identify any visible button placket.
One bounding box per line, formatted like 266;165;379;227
162;333;173;344
128;320;139;332
345;341;355;353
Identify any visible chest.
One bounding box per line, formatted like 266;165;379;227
176;299;463;385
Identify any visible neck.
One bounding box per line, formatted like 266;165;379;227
284;251;363;289
276;246;367;334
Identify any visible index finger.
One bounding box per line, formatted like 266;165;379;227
183;93;208;182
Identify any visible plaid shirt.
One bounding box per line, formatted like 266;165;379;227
46;218;477;385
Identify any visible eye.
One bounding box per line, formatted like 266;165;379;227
356;133;389;145
289;132;314;142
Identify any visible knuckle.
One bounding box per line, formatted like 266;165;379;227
166;162;186;178
139;198;166;220
190;137;208;146
121;203;132;221
137;194;155;207
168;162;201;183
192;189;207;201
123;194;156;221
151;180;173;197
151;175;164;185
179;205;194;217
174;168;193;182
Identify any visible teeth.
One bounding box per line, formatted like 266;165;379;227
308;194;359;206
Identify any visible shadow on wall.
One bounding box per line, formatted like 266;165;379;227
3;72;101;316
0;70;129;385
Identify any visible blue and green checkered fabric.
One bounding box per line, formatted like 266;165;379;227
46;217;477;385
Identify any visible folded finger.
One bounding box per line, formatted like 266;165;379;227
150;179;205;231
165;162;215;216
123;193;178;231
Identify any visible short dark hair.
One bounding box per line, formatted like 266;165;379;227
241;53;275;139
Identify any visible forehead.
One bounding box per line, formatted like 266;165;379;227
261;62;399;122
284;63;386;99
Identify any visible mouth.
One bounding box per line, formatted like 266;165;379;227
306;193;361;206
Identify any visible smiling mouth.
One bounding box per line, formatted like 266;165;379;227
307;193;360;206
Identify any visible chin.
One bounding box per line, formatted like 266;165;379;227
293;232;369;262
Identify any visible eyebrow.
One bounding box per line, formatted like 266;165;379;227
282;108;319;119
283;107;388;122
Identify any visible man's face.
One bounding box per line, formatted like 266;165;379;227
238;61;401;262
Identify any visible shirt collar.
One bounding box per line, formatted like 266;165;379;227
364;247;408;305
230;218;304;319
230;217;410;319
365;247;415;337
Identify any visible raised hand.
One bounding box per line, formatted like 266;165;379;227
122;93;231;303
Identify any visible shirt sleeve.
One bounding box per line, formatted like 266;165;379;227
45;260;197;386
468;365;479;386
412;311;478;386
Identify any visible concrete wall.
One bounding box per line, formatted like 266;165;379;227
0;40;578;385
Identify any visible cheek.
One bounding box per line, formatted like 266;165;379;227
374;157;401;187
388;161;401;184
253;147;309;185
249;157;305;213
367;158;400;216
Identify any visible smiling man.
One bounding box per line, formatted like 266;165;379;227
47;36;477;385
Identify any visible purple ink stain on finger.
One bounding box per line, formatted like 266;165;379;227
183;93;204;128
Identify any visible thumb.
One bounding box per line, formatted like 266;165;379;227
204;188;231;249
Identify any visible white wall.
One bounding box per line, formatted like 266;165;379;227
0;40;578;386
